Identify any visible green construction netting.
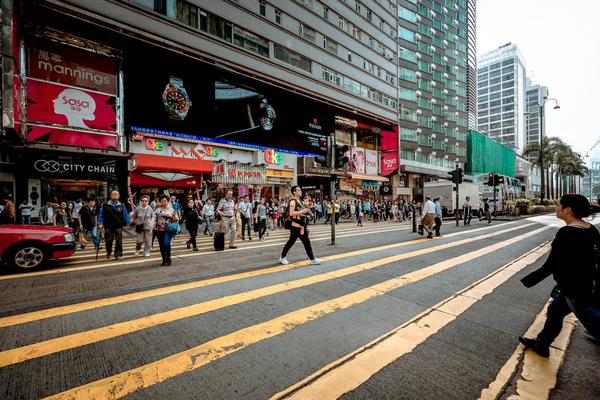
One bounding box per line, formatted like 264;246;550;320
466;130;515;177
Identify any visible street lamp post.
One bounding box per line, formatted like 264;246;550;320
526;98;560;203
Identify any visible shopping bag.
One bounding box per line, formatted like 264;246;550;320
418;224;424;236
78;231;88;246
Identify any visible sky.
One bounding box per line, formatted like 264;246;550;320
477;0;600;160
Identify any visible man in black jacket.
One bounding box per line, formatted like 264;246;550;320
98;191;130;261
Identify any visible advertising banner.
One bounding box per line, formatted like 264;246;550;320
27;80;117;132
381;151;398;176
25;39;119;149
29;41;117;94
348;146;365;174
381;128;399;151
365;149;379;175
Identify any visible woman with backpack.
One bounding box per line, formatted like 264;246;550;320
181;198;201;251
519;194;600;357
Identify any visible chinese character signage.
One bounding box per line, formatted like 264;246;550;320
212;161;267;184
24;40;118;149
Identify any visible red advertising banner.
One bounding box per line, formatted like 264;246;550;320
29;41;117;94
381;151;398;176
27;79;116;132
25;126;117;150
381;128;399;151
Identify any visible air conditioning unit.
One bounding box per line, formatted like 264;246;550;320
431;151;437;156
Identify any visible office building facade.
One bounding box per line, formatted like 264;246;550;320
524;82;549;149
476;43;526;153
396;0;474;200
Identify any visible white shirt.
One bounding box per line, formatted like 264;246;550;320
47;207;54;221
422;200;436;215
237;201;252;218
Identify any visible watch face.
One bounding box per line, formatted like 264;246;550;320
165;90;187;110
162;78;192;120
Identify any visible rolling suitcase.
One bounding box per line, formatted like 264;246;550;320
214;231;225;251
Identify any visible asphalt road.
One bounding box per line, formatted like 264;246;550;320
0;216;598;399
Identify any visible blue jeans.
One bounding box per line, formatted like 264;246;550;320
80;227;100;249
464;210;472;225
203;216;213;234
155;230;173;262
537;291;600;345
21;215;31;225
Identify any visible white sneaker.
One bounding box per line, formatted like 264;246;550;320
144;253;151;257
134;250;140;256
310;258;322;265
279;257;289;265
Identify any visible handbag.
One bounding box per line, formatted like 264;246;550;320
135;208;148;233
167;223;181;234
418;224;424;236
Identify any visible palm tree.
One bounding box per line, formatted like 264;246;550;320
553;145;588;197
522;136;566;199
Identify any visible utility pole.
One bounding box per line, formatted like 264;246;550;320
455;165;460;227
329;133;336;245
493;171;497;219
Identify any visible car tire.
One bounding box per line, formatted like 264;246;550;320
5;243;50;271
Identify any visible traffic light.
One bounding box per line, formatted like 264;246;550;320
335;144;349;167
487;173;494;186
496;174;505;184
448;168;464;184
314;138;331;168
448;170;458;183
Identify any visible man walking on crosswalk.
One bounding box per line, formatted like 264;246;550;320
421;195;435;239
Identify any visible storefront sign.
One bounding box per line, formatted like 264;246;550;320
29;40;118;94
365;150;379;175
299;157;344;177
34;159;115;174
339;178;354;191
266;169;294;178
172;143;219;159
264;148;283;165
145;138;163;151
212;161;267;185
27;80;117;132
381;129;399;151
381;152;398;176
335;131;352;146
335;116;358;128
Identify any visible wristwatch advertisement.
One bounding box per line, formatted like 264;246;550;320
162;77;192;120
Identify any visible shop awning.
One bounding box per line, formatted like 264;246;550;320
348;173;389;183
130;171;202;188
134;154;213;174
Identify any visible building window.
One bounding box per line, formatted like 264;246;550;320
398;6;417;23
399;87;416;102
199;10;233;43
347;52;352;62
275;9;282;24
274;44;311;72
259;0;266;17
351;25;361;40
356;1;361;13
399;26;415;43
386;71;395;85
379;18;384;30
339;17;346;30
299;23;316;43
323;37;338;54
233;25;269;57
322;67;342;86
364;60;375;74
323;6;329;19
366;8;372;21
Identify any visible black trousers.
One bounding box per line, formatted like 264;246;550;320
281;227;315;260
241;216;252;238
187;224;198;248
434;217;442;236
105;227;123;257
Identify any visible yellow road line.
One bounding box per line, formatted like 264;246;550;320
0;224;535;367
63;225;408;263
0;225;409;281
274;241;552;400
479;303;576;400
42;225;550;400
0;221;524;328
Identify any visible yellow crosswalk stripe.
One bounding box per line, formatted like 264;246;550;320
42;225;551;400
0;225;417;281
0;221;523;328
62;224;408;263
274;242;552;399
479;302;576;400
0;223;535;367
